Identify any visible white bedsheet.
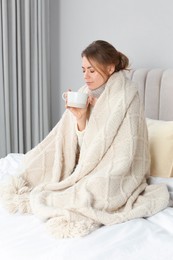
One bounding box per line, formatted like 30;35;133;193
0;154;173;260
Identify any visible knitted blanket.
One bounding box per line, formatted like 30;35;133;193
0;71;169;238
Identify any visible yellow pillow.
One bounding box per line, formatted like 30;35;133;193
146;118;173;178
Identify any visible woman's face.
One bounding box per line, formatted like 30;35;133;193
82;56;110;90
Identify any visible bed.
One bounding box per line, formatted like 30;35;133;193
0;68;173;260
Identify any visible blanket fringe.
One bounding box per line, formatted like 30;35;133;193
0;176;32;214
46;216;101;239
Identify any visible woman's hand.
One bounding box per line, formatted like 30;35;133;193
67;102;89;131
64;89;97;131
64;89;90;131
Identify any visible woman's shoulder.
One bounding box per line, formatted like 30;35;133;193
108;70;138;93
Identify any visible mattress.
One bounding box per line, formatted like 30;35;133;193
0;154;173;260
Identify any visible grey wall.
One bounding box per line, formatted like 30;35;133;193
50;0;173;127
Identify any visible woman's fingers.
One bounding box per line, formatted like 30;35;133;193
64;89;72;107
88;96;97;106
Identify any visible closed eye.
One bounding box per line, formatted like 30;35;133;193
82;66;95;74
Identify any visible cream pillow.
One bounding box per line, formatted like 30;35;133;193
146;118;173;178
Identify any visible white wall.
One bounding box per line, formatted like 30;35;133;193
50;0;173;126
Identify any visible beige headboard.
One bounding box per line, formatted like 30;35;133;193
126;69;173;121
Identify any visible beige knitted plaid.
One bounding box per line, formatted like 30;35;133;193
0;71;169;238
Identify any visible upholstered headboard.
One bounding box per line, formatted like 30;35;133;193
125;69;173;178
126;69;173;121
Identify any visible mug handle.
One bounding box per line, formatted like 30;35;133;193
62;92;67;100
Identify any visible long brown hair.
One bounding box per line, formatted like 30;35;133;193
81;40;129;77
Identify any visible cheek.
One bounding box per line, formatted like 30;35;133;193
95;74;104;83
97;76;107;85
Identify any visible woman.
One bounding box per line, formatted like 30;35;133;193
66;40;127;132
0;40;169;239
66;40;130;151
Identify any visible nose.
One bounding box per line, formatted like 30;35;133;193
84;70;89;79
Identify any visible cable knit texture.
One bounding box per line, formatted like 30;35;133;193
0;71;169;238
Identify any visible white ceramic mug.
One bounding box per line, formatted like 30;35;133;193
62;91;88;108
